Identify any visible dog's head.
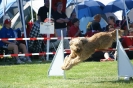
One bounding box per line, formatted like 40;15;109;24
69;37;88;53
110;29;123;39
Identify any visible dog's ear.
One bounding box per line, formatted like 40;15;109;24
80;38;88;45
110;29;124;38
69;38;76;46
118;29;124;36
110;30;117;38
69;38;81;46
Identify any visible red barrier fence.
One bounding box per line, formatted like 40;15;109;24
0;36;133;57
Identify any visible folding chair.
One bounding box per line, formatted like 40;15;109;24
0;47;15;65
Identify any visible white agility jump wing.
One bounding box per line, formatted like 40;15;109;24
117;40;133;79
48;30;65;78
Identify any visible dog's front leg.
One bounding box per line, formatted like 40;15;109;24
62;56;81;70
71;56;81;66
63;51;77;64
61;55;81;70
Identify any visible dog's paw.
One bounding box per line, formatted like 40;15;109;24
61;65;65;70
61;65;70;70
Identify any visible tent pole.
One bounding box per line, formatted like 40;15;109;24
30;0;34;22
46;0;52;61
123;0;130;30
3;0;6;24
74;0;78;18
17;0;28;49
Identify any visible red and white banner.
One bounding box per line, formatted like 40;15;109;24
1;48;133;57
0;50;70;57
0;36;133;57
0;37;72;41
0;36;133;41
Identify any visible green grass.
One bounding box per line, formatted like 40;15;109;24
0;61;133;88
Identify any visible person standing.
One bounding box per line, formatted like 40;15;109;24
38;0;54;22
53;2;69;37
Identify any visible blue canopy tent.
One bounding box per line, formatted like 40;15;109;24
66;0;74;8
66;0;82;8
0;0;16;18
103;0;133;30
103;0;133;13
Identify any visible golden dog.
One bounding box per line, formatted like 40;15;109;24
61;29;123;70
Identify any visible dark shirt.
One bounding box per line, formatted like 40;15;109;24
87;20;102;32
120;19;127;30
105;24;117;31
111;38;123;48
111;42;116;48
38;6;54;22
53;11;67;29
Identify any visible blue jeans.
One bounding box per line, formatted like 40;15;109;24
55;28;67;37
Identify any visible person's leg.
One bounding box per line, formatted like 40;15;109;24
19;43;32;62
100;52;114;61
55;29;61;37
8;43;18;55
19;43;28;53
8;43;24;63
62;28;67;37
113;51;117;60
104;52;110;59
55;28;67;37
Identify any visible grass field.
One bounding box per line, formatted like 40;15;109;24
0;60;133;88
